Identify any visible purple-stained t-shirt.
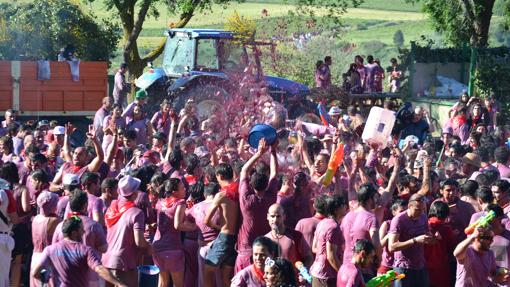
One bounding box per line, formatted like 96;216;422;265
389;211;428;270
231;265;265;287
434;197;475;241
280;192;312;230
150;111;171;135
336;262;364;287
127;118;149;146
470;211;510;284
12;136;23;156
310;218;343;279
265;229;310;264
341;209;378;264
153;199;185;252
102;199;145;270
455;246;497;287
64;193;104;222
52;214;107;253
237;178;278;253
57;195;69;219
32;215;60;252
189;200;221;243
39;240;101;287
494;163;510;179
295;216;323;254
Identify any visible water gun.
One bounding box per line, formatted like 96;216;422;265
322;143;344;186
464;210;496;235
366;270;405;287
295;261;312;284
317;102;332;127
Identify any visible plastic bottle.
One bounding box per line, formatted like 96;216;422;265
361;107;396;149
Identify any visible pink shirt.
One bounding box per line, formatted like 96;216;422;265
188;200;221;243
265;229;310;264
336;262;364;287
231;265;265;287
341;209;378;264
389;211;428;270
102;199;145;270
310;218;343;279
455;246;497;287
153;199;185;252
32;215;59;252
295;216;323;255
53;214;107;253
64;193;104;221
280;192;312;229
495;163;510;178
237;178;278;254
39;240;101;287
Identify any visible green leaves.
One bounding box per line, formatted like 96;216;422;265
0;0;120;63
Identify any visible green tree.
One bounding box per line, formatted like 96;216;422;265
0;0;119;62
393;30;404;47
408;0;496;47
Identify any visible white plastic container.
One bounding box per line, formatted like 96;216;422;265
362;107;396;149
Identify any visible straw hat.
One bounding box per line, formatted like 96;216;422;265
462;153;481;168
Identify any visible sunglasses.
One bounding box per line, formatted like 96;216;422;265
479;236;493;241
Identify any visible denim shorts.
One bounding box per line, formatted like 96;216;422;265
205;233;237;267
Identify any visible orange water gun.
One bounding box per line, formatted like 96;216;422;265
322;143;344;186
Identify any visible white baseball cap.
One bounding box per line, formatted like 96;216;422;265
63;174;80;186
53;126;65;135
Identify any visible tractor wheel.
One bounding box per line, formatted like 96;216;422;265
173;84;230;121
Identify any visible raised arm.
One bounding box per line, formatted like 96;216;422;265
270;140;278;181
104;127;118;166
164;119;178;162
240;139;268;182
86;125;104;173
453;233;475;263
418;157;432;197
62;123;74;163
381;150;401;205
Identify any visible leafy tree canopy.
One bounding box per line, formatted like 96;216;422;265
0;0;120;63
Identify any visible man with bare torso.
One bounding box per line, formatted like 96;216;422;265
204;163;240;287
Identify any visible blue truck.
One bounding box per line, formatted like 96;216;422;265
135;28;312;119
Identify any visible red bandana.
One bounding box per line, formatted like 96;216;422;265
222;182;239;202
252;265;265;283
452;115;466;130
67;211;82;218
105;200;136;228
185;174;197;186
71;164;84;174
314;214;326;220
162;196;180;209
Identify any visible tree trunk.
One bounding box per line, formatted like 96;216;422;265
472;0;495;48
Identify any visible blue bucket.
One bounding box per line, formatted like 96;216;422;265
138;265;160;287
248;124;277;149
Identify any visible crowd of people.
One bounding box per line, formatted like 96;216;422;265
315;55;402;94
0;57;509;287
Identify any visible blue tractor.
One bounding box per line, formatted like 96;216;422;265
135;28;312;119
